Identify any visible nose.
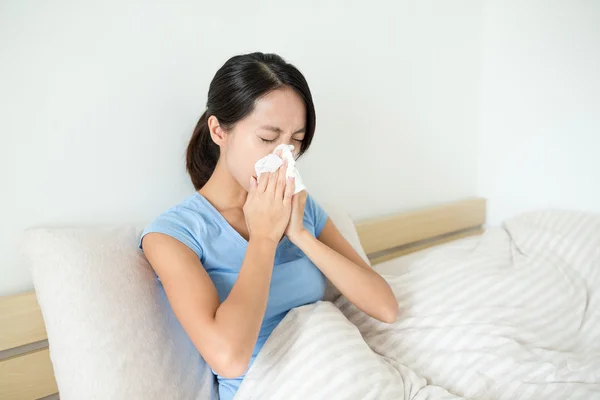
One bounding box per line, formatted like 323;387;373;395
267;143;299;161
279;142;300;159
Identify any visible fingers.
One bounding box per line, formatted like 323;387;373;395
275;159;288;199
266;168;278;194
259;149;289;196
266;150;284;195
298;190;307;210
284;176;295;204
257;172;269;192
248;176;257;193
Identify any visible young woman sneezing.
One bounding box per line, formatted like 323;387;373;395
139;52;398;400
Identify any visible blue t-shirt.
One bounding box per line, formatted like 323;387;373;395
139;192;328;400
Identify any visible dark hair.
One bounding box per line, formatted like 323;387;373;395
186;52;317;190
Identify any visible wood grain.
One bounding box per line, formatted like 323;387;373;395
0;348;58;400
0;292;47;352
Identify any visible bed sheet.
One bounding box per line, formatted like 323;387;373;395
236;210;600;399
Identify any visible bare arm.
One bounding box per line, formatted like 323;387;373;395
291;218;399;323
143;234;277;378
143;158;294;378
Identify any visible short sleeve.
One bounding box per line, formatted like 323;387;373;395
138;209;204;261
305;194;329;238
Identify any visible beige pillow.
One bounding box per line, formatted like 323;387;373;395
23;226;217;400
322;204;371;302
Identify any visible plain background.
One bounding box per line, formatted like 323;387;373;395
1;0;599;295
478;0;600;225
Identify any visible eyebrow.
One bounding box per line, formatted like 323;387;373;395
259;125;306;134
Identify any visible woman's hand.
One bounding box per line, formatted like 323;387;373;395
285;188;308;244
244;159;295;244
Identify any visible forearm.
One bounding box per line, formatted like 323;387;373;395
214;238;276;362
293;231;398;323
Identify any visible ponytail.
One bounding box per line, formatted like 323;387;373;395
186;111;219;190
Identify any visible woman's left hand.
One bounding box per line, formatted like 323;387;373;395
285;189;308;243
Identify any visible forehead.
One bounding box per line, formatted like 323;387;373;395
244;87;306;129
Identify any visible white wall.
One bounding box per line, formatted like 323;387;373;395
478;1;600;225
0;0;483;295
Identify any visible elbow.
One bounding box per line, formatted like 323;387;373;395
361;283;399;324
211;346;252;379
379;306;398;324
378;298;399;324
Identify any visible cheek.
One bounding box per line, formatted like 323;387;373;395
225;137;270;185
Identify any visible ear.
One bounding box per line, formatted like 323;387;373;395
208;115;227;146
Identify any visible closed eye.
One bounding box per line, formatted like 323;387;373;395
260;138;277;143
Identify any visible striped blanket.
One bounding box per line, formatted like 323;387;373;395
236;210;600;399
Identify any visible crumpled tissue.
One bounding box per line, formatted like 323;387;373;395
254;144;306;194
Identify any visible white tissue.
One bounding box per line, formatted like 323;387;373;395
254;144;306;194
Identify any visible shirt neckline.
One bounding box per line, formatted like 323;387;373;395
194;192;248;247
193;192;289;249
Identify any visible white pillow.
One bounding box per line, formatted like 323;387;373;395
321;204;371;302
22;226;217;400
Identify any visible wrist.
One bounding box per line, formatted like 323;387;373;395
248;235;279;252
288;229;312;247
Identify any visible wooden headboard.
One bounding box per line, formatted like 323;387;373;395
359;197;486;265
0;197;486;399
0;292;58;400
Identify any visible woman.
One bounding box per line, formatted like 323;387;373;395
140;52;398;399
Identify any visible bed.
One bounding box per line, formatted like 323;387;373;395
2;197;599;399
233;204;600;399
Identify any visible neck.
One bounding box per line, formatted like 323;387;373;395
199;158;247;211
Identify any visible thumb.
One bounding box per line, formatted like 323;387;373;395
249;176;257;192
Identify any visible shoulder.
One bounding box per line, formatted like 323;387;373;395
304;193;323;215
304;193;329;238
139;193;210;259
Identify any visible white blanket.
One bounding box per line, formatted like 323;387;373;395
236;210;600;400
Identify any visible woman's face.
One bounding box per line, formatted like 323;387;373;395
219;87;307;191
